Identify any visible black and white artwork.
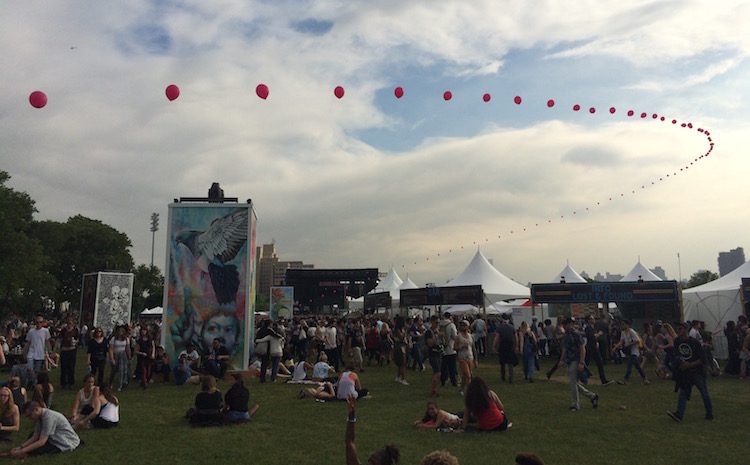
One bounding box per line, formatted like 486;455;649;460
94;272;134;331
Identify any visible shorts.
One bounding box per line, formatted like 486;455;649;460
428;353;442;374
458;358;472;380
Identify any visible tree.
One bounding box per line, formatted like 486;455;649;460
132;264;164;318
685;269;719;289
32;215;135;308
0;171;56;318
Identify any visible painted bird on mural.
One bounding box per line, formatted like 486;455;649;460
175;208;248;305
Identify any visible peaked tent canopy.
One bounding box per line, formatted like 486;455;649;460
445;249;530;302
620;261;662;282
683;260;750;343
398;276;419;291
370;265;403;298
552;263;587;283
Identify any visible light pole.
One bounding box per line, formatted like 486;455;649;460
150;213;159;267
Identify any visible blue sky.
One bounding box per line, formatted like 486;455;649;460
1;1;748;288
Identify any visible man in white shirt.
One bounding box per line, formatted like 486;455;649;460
24;316;50;373
178;342;201;372
324;320;339;371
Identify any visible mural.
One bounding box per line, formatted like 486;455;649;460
79;272;134;333
163;203;256;371
270;287;294;320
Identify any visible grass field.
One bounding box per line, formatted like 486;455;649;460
8;352;749;465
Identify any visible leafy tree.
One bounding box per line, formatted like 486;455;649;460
0;171;56;318
132;264;164;318
685;269;719;288
32;215;135;309
255;292;269;313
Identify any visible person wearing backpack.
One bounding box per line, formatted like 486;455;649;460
612;319;649;385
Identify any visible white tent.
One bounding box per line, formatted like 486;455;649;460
370;265;403;299
398;276;419;292
140;306;163;317
682;260;750;358
445;250;530;302
552;263;587;283
620;260;662;282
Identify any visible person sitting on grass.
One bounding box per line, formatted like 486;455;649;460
32;372;54;409
291;359;314;381
74;382;119;429
336;361;368;400
312;352;336;382
187;375;223;426
456;376;511;432
515;452;545;465
7;377;27;413
174;352;200;386
413;401;462;431
69;373;99;425
0;387;21;454
10;401;80;458
223;373;259;424
151;346;170;383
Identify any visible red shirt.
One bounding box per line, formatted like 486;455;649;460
477;400;505;430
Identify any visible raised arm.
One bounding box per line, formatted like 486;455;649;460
345;395;361;465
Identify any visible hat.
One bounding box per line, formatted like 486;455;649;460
460;320;470;326
532;317;537;321
675;321;688;328
443;312;451;318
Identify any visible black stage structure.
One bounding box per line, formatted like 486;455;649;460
284;268;378;314
530;280;682;322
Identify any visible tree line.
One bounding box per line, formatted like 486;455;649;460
0;170;163;320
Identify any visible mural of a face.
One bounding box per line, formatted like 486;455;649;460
202;313;239;355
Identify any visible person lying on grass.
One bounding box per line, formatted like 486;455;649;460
413;402;462;430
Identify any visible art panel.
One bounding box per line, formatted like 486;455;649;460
163;203;256;371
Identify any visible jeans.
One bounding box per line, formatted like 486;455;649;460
270;356;281;381
567;361;595;409
522;350;535;380
624;354;647;380
677;374;713;418
441;353;458;386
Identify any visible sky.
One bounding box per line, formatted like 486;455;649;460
2;0;749;288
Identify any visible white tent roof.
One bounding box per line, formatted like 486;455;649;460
370;266;403;297
140;306;163;316
398;276;419;291
683;260;750;293
445;250;529;302
552;263;587;283
620;261;661;282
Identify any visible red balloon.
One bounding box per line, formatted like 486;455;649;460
589;107;596;114
165;84;180;101
483;93;491;102
443;91;452;101
573;104;580;111
547;99;555;108
394;87;404;99
334;86;345;99
514;96;522;105
256;84;269;100
640;112;647;118
29;91;47;108
609;107;616;114
627;110;634;116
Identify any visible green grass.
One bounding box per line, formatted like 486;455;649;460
9;353;750;464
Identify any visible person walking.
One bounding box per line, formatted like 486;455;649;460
584;315;613;386
558;317;598;411
439;313;458;388
667;322;713;421
494;315;518;384
612;319;650;385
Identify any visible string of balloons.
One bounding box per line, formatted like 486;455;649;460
25;83;714;271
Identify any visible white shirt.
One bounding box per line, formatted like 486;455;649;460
26;327;51;360
324;327;337;349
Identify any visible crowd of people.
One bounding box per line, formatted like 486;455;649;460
0;308;747;460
